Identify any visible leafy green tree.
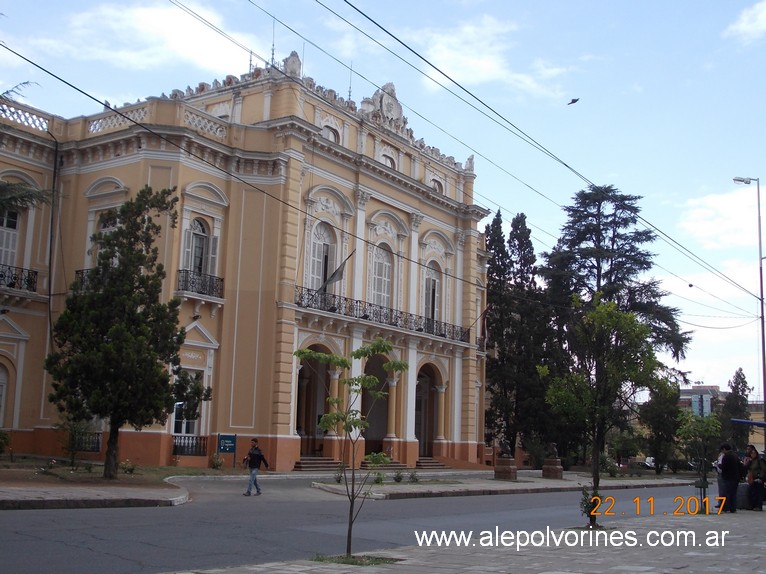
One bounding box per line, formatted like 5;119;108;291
294;338;407;557
540;184;690;524
542;184;690;359
639;376;681;474
545;297;659;527
718;368;752;450
484;211;554;453
45;186;187;479
678;411;722;481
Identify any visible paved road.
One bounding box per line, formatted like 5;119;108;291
5;469;749;574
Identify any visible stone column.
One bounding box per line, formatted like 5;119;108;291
386;377;398;438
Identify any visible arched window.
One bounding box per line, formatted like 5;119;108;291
372;244;393;308
381;154;396;169
190;219;209;275
310;222;336;291
431;179;444;195
425;261;441;325
183;218;215;276
322;125;339;143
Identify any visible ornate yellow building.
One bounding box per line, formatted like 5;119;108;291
0;51;488;471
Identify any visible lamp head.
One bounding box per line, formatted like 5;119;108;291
734;177;753;185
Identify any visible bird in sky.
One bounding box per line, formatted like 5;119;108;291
567;98;579;105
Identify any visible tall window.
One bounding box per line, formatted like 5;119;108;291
0;211;19;267
425;262;441;322
372;245;393;308
190;219;209;274
173;369;203;435
310;222;336;291
183;218;215;276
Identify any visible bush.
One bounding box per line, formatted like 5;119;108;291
408;470;420;483
119;459;137;474
599;456;619;477
0;430;9;455
393;470;403;483
373;471;385;484
210;452;224;470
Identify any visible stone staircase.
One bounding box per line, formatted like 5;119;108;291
292;456;339;472
416;457;448;470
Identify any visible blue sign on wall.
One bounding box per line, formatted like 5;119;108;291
218;434;237;453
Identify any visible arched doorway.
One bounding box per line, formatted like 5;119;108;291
361;353;390;455
295;345;332;457
415;364;439;458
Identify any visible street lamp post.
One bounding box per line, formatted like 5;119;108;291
734;176;766;451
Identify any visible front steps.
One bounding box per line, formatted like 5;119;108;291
292;456;338;472
292;456;450;471
416;457;448;470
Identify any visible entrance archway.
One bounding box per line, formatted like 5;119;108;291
295;345;332;457
415;364;439;458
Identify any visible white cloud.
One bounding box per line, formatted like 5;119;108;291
678;188;759;250
27;2;262;75
401;15;565;97
723;1;766;44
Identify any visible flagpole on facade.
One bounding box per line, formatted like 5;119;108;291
306;249;356;308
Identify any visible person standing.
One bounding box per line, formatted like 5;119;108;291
744;444;766;511
719;443;740;513
242;438;269;496
714;445;726;509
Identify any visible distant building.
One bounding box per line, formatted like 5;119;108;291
679;385;727;417
0;51;489;471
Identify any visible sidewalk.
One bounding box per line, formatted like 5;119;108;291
2;469;758;574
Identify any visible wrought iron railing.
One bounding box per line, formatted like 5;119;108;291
74;432;102;453
0;264;38;293
172;435;208;456
294;286;470;343
177;270;224;298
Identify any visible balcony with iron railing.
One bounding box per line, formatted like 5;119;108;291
294;285;471;344
0;264;38;293
176;269;225;299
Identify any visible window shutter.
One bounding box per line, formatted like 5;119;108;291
182;228;192;270
209;236;218;275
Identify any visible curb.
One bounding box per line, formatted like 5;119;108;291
311;479;695;500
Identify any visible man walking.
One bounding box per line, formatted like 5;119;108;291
243;438;269;496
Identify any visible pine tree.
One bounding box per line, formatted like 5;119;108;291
541;184;689;525
45;186;186;479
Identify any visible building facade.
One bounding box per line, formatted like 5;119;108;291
0;51;489;471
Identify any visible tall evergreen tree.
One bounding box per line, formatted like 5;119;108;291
718;367;752;450
45;186;189;479
485;211;553;453
541;184;690;523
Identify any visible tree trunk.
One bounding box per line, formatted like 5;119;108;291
104;422;120;479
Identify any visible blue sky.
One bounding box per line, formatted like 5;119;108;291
2;1;765;397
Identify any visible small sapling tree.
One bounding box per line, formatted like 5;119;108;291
294;338;407;557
